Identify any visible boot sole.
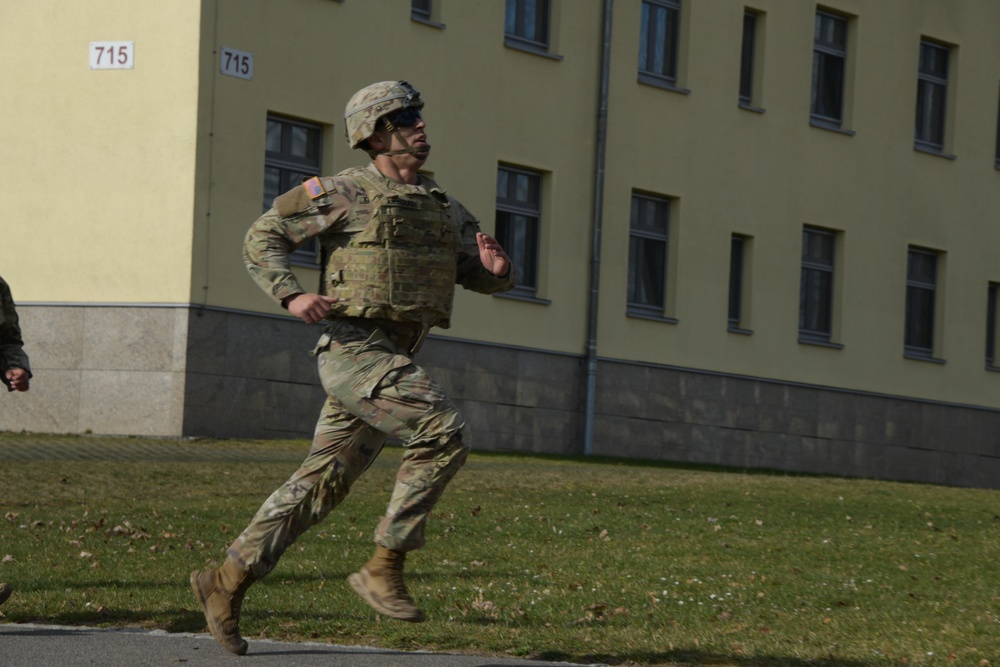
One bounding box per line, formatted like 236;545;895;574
347;572;425;623
190;571;249;656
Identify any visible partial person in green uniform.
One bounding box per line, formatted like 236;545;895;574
1;275;32;606
191;81;514;655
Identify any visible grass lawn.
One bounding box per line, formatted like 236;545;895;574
0;432;997;666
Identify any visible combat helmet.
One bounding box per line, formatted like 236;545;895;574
345;81;424;150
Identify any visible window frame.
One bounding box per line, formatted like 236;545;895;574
263;114;324;267
799;226;837;344
904;247;940;359
987;282;999;368
411;0;431;21
504;0;551;55
638;0;682;90
995;83;1000;169
738;10;758;108
495;164;543;298
728;234;753;333
411;0;445;28
627;192;672;320
810;9;848;130
915;39;950;153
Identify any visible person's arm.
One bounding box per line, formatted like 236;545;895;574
243;178;353;322
0;279;31;392
450;198;515;294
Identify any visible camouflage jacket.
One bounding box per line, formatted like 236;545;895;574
0;276;32;388
243;163;514;325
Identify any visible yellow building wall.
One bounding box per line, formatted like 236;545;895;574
600;0;1000;407
0;0;203;303
3;0;999;418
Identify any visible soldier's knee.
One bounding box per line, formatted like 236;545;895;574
441;431;470;468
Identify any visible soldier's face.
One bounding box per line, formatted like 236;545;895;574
373;111;430;164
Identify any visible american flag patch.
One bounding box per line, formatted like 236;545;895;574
303;176;326;200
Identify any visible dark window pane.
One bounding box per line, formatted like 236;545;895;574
412;0;431;19
811;12;846;123
290;126;318;160
915;42;949;148
728;235;745;324
505;0;548;46
905;286;935;350
995;86;1000;163
739;13;756;103
803;229;834;263
266;120;282;154
496;169;509;199
495;166;541;291
263;166;281;210
812;52;845;120
800;268;833;334
628;237;666;307
815;12;846;49
907;250;936;284
628;193;670;311
905;249;937;353
920;42;948;77
988;283;998;365
639;1;679;80
800;228;835;338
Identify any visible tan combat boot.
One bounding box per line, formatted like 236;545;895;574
190;561;256;655
0;583;11;606
347;546;425;622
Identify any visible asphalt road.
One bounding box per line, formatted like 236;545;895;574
0;623;602;667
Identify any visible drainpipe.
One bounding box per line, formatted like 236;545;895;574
583;0;613;456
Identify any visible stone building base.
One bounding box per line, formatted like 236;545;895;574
2;305;998;489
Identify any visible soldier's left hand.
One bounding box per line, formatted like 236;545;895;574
476;232;510;278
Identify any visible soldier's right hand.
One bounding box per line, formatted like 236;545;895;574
284;293;338;324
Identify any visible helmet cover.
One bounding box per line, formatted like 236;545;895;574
344;81;423;149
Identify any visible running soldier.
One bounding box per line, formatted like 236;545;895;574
191;81;513;655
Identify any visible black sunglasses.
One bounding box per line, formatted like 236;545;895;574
386;107;422;128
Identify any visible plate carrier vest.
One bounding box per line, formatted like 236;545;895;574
323;171;462;329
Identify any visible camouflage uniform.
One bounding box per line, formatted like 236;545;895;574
0;276;32;391
230;163;513;579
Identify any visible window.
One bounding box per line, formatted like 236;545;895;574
639;0;681;87
411;0;431;21
264;115;324;265
504;0;549;52
729;234;751;331
905;248;938;358
495;165;541;293
811;10;847;128
799;227;835;342
627;193;670;315
739;10;759;107
995;84;1000;168
987;283;998;367
915;40;949;151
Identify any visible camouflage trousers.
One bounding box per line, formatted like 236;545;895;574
227;319;469;579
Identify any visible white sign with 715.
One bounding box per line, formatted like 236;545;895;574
90;41;134;69
220;47;253;80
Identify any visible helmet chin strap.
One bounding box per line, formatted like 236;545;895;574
372;119;430;157
379;145;431;156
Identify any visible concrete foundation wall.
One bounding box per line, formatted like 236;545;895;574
3;305;997;490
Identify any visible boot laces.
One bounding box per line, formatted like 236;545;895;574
385;559;413;602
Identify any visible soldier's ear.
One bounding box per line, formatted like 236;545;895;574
367;128;389;151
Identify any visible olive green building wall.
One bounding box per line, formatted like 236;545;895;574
1;0;998;487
